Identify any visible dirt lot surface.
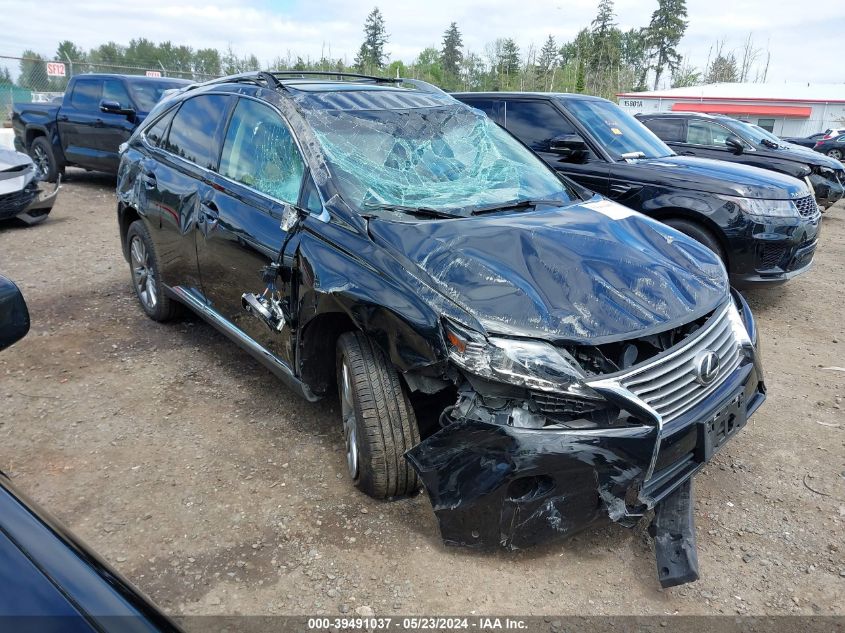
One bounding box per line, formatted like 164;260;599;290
1;170;843;618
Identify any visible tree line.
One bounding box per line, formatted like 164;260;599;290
6;1;772;98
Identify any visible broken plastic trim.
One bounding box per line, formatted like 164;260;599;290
650;478;700;588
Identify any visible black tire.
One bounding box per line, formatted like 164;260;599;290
29;137;62;183
664;218;726;265
336;332;420;499
126;220;179;322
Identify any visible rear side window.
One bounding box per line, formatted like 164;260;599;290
641;118;685;143
504;101;576;150
102;79;132;110
219;98;305;203
70;80;101;110
144;108;177;148
165;95;229;169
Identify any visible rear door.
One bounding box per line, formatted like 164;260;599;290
139;94;232;294
501;99;610;196
196;96;308;365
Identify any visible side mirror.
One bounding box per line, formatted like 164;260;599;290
0;276;30;353
279;202;307;232
725;135;744;154
99;99;135;117
550;133;588;155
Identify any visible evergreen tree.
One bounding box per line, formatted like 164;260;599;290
705;52;738;83
440;22;464;80
644;0;688;90
537;35;558;88
356;7;389;71
19;50;48;90
589;0;622;95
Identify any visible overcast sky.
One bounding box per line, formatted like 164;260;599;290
1;0;842;86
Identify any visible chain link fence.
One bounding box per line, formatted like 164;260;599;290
1;55;223;127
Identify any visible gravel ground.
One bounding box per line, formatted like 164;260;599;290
0;170;843;618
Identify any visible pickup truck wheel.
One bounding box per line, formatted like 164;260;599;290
336;332;420;499
664;219;726;265
29;137;61;183
126;220;179;322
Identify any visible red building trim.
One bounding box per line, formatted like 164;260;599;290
669;102;812;117
617;92;845;105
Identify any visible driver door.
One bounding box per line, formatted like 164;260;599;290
197;97;308;366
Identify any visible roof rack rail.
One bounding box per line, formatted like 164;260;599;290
184;71;285;92
267;70;401;84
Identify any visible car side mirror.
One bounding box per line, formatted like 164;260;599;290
549;134;588;161
99;99;135;117
0;276;30;353
725;135;744;155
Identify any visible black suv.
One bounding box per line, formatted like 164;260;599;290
636;111;845;209
118;72;765;587
454;92;821;285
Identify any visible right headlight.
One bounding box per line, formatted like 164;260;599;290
442;319;599;398
721;195;799;219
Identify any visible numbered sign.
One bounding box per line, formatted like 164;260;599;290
46;62;66;77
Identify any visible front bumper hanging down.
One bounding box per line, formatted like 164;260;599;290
650;478;699;588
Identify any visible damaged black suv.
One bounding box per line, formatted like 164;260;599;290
117;72;765;588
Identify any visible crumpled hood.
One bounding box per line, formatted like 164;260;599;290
368;197;728;344
638;155;808;199
0;148;33;172
771;143;845;170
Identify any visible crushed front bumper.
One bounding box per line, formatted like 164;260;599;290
406;293;764;585
0;175;59;223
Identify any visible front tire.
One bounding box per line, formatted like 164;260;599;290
664;218;726;265
336;332;420;499
29;137;62;183
126;220;179;322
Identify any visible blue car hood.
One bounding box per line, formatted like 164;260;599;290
368;197;729;345
639;155;808;199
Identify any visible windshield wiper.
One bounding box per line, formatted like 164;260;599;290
469;198;563;216
362;202;459;219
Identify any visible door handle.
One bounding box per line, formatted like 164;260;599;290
58;114;69;121
199;200;219;227
141;171;156;190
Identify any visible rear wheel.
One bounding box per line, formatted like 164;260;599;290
126;220;179;322
336;332;420;499
29;137;62;183
826;148;843;160
664;218;726;265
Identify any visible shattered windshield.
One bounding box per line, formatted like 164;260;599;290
564;99;674;160
304;105;573;215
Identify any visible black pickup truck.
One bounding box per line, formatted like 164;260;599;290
12;74;190;181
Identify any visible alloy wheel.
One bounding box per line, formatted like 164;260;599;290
32;146;49;175
340;359;359;480
130;236;157;310
827;149;842;160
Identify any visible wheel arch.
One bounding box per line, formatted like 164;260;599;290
647;207;731;270
118;204;142;262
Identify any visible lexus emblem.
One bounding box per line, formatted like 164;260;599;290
694;350;720;385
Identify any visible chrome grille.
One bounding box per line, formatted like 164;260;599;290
617;305;743;424
793;195;819;217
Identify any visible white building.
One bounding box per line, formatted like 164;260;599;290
617;83;845;137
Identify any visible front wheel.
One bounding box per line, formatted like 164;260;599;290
336;332;420;499
826;149;843;161
664;218;726;265
29;137;62;183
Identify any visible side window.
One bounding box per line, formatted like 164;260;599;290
462;99;497;120
165;95;229;169
642;118;685;143
144;108;177;148
504;101;576;150
219;98;305;203
102;79;132;110
70;80;101;111
687;120;731;147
